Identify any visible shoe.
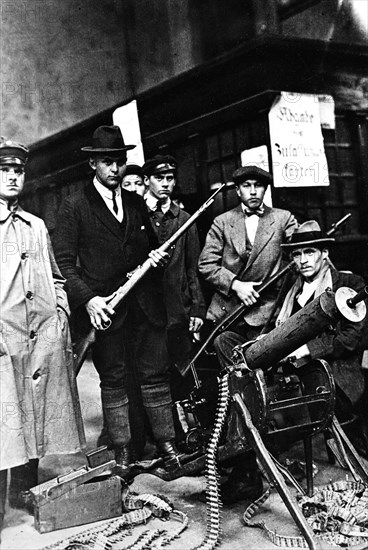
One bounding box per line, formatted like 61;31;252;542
157;440;181;472
198;470;263;505
115;445;132;473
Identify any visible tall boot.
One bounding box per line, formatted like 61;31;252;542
8;459;38;513
141;383;180;471
100;386;131;469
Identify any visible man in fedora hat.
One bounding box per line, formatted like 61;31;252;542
0;138;85;532
276;220;367;455
198;164;297;503
53;125;181;472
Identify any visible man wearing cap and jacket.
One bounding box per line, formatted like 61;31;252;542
53;126;181;472
0;138;85;531
143;155;206;387
198;165;297;504
276;220;367;455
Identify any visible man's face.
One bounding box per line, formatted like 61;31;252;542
236;179;266;210
89;155;126;189
145;171;176;201
0;164;25;201
291;247;329;281
122;174;146;197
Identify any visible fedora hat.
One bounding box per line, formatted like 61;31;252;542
233;165;272;187
282;220;335;248
81;125;135;154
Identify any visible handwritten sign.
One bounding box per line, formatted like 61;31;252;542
269;92;330;187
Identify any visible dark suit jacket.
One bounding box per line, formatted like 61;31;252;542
198;204;297;325
148;202;206;330
53;183;166;328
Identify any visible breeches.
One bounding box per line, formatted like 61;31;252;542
92;303;170;389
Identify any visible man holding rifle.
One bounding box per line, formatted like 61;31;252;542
53;126;181;472
198;165;297;503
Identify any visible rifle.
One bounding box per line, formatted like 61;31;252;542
182;213;352;380
73;184;226;375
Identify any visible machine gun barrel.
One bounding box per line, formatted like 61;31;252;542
347;285;368;308
236;288;364;371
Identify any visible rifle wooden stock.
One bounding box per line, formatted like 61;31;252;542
73;184;225;375
183;212;352;380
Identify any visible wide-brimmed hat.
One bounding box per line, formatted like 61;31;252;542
233;165;272;187
142;155;177;177
282;220;335;249
81;125;136;154
0;138;29;166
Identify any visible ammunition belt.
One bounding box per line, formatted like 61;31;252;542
192;373;230;550
242;479;368;548
41;492;189;550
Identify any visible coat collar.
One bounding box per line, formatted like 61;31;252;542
0;200;32;224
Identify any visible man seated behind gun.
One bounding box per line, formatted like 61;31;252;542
276;220;368;457
53;125;182;473
198;165;297;504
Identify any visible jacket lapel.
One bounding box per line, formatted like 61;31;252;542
229;205;248;262
86;183;124;241
243;206;275;273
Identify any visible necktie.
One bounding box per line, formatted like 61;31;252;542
155;199;164;212
112;189;118;215
243;205;264;217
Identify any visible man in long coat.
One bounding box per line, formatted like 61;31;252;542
0;139;85;531
53;126;181;473
143;155;206;384
198;165;297;503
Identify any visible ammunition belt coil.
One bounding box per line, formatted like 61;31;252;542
242;479;368;548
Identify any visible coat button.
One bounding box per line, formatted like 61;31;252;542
32;371;40;380
30;330;37;339
221;306;227;311
21;252;28;260
155;222;160;227
26;291;34;300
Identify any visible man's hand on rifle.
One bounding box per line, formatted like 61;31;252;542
148;248;169;268
231;280;262;307
85;296;115;330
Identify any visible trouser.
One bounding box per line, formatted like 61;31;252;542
214;322;263;368
167;326;195;402
92;303;175;448
0;459;38;517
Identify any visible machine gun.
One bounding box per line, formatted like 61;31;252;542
126;286;367;550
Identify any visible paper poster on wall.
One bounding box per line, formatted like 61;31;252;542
268;92;330;187
113;100;145;165
240;144;272;206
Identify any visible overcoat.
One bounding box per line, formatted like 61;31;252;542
198;204;297;325
0;203;85;471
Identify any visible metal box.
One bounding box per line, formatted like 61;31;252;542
30;460;122;533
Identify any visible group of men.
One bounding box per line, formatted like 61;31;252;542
1;124;366;531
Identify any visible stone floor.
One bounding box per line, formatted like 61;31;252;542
1;359;368;550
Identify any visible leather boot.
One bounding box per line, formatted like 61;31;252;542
8;459;38;513
141;383;176;442
101;386;132;468
156;440;181;472
0;469;7;533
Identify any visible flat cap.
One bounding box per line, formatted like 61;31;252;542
142;154;177;177
233;165;272;187
123;164;143;178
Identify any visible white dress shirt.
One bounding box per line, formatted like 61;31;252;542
241;203;261;245
93;177;124;222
